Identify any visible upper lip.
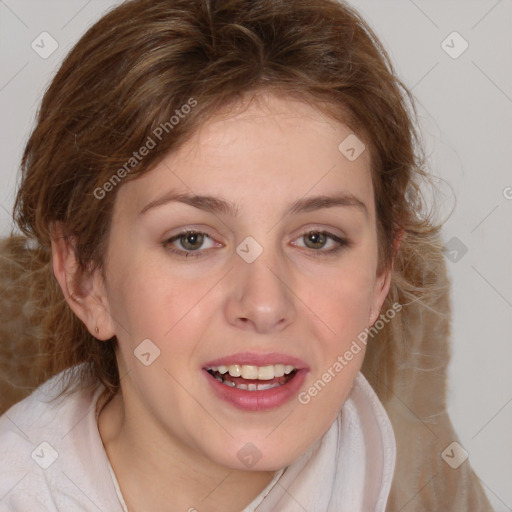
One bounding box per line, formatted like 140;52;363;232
203;352;308;370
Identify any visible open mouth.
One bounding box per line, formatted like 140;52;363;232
205;364;298;391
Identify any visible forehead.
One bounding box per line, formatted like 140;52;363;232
116;92;374;219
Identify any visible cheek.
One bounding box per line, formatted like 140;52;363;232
302;255;378;341
104;252;179;342
105;250;219;356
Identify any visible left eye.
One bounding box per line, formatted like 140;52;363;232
292;230;346;251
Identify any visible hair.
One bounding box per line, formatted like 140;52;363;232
1;0;449;410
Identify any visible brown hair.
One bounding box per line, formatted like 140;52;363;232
2;0;446;407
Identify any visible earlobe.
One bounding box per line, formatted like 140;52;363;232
369;266;393;326
50;222;116;340
369;228;404;325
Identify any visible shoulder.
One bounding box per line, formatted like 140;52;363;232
0;365;90;448
0;366;122;511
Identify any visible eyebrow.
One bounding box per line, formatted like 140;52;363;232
139;190;368;218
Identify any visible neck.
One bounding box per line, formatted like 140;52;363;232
97;391;275;512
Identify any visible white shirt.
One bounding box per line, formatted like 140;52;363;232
0;366;395;511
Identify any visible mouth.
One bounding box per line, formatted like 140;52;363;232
205;364;298;391
202;354;308;411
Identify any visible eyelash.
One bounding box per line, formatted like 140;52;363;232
162;229;350;259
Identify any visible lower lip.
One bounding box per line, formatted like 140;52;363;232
203;369;308;411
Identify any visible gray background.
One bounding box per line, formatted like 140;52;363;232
0;1;511;509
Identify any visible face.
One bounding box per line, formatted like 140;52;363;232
98;92;391;471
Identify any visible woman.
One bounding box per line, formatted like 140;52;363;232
0;0;493;510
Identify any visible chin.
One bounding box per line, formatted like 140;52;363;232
201;433;313;472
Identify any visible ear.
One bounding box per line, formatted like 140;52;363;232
50;222;116;340
369;228;404;325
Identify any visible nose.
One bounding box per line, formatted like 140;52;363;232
225;246;296;334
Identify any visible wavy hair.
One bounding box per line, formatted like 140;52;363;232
3;0;443;415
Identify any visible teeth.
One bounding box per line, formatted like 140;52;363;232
241;365;258;379
228;365;241;377
274;364;285;377
256;382;279;391
257;365;275;380
239;381;283;391
207;363;297;380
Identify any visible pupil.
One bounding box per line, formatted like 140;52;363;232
306;231;325;249
183;232;203;250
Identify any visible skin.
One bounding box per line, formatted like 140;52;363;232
52;92;397;512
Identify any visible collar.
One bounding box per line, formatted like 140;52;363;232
242;371;396;511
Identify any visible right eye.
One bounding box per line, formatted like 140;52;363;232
162;230;221;258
